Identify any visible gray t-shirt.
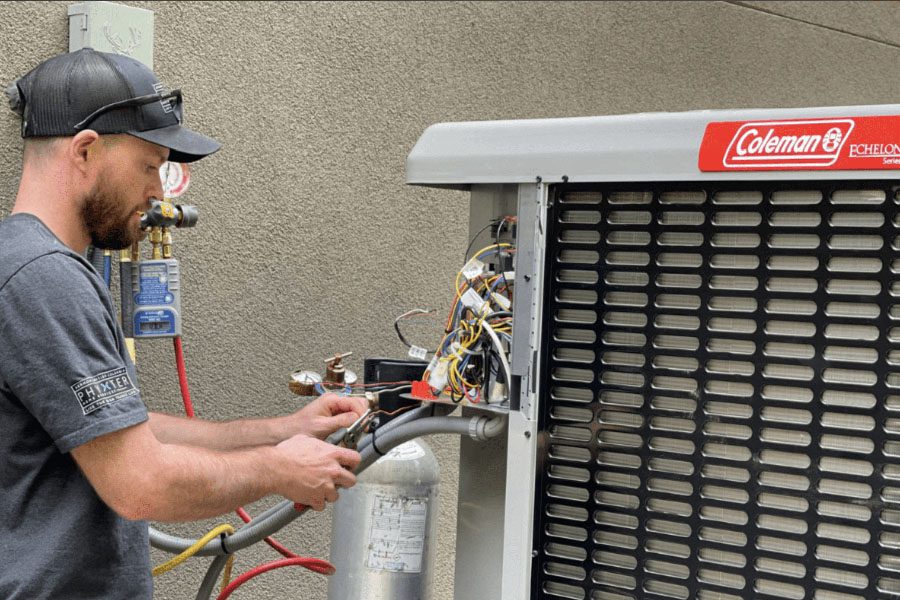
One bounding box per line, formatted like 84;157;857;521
0;213;152;599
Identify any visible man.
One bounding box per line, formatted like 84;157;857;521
0;48;366;599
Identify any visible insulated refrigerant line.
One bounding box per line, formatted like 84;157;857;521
150;412;504;557
190;411;507;600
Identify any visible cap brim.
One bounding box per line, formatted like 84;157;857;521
129;124;221;163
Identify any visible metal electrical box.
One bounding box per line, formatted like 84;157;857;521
407;105;900;600
68;1;154;68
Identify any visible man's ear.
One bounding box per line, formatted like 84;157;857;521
69;130;101;175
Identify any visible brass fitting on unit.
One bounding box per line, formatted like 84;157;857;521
150;227;163;260
161;227;173;259
324;352;353;385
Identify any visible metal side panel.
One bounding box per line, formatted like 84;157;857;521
533;181;900;600
498;183;550;599
454;184;520;600
454;419;508;600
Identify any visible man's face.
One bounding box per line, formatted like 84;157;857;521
80;135;168;250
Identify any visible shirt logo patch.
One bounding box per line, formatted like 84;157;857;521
71;367;138;415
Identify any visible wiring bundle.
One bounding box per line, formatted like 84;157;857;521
397;236;516;407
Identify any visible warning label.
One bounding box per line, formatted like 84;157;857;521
366;493;428;573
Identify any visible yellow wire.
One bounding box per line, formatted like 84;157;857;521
152;523;235;577
471;242;512;259
432;243;515;394
454;270;466;302
455;243;513;302
221;555;236;591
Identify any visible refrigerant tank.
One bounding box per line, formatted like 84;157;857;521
328;439;440;600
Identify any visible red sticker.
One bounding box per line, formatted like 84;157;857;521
698;115;900;171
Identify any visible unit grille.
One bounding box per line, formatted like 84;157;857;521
534;183;900;600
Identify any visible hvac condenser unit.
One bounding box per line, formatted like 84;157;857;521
407;106;900;600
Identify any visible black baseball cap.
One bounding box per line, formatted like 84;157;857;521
6;48;219;163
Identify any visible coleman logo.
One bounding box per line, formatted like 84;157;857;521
722;119;854;168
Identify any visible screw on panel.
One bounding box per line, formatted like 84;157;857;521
561;175;569;183
524;431;532;439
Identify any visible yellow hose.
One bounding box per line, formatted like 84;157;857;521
152;524;235;577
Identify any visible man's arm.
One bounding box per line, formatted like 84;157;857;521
147;412;291;451
71;419;360;521
148;393;369;450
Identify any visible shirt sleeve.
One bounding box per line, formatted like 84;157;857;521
0;253;147;453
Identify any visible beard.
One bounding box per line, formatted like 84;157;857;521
80;175;141;250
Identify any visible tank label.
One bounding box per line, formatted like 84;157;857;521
699;115;900;171
380;440;426;462
366;493;428;573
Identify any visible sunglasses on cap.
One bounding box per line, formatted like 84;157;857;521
73;89;183;131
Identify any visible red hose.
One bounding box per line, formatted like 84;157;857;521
216;557;336;600
235;507;297;559
173;337;335;573
173;337;195;418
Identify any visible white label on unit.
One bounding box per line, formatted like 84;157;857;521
366;493;428;573
381;441;426;462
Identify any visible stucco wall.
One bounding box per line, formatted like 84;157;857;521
1;2;899;599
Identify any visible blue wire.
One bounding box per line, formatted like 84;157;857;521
313;382;352;396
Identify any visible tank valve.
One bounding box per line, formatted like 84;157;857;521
324;352;353;384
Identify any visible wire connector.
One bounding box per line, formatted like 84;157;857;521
427;360;449;391
461;257;486;282
490;292;511;311
408;345;428;361
461;288;487;314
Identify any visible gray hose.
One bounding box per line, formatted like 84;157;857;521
223;415;506;552
356;402;454;454
150;413;506;557
194;555;230;600
150;408;421;554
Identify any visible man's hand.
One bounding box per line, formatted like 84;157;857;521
289;393;369;440
274;433;361;511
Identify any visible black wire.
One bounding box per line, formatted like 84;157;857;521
393;310;434;352
394;317;413;349
482;343;491;403
464;219;501;261
450;388;463;404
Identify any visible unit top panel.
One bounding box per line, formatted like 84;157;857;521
406;105;900;188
